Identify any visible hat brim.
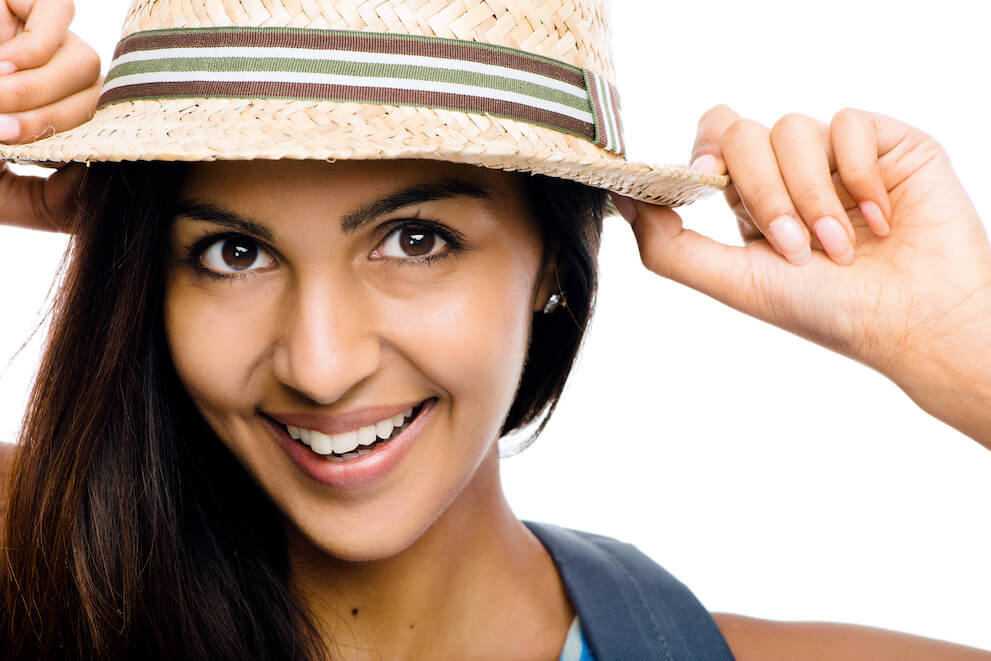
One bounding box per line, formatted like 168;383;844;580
0;98;728;207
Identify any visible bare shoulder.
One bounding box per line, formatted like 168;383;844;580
712;612;991;661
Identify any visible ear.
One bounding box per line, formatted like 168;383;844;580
533;241;565;314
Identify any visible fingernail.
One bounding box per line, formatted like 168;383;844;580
689;154;720;175
768;215;811;265
814;216;855;265
859;200;890;236
0;115;20;142
610;192;638;224
0;61;16;75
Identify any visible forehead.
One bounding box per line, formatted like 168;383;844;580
181;159;528;210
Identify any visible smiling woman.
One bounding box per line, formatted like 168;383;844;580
2;156;609;659
2;1;991;660
164;159;587;563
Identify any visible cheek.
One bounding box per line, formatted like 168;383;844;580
385;254;538;432
163;278;274;416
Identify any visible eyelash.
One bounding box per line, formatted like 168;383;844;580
179;220;466;281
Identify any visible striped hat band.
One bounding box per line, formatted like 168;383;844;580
101;27;627;157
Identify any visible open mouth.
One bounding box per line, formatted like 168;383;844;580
276;400;430;463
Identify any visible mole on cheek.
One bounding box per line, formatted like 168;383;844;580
351;608;359;617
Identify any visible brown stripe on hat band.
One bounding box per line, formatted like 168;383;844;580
99;27;626;156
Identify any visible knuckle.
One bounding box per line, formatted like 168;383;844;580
831;106;864;128
1;77;35;111
838;164;879;186
700;103;733;124
771;112;814;138
18;39;49;66
792;185;835;212
636;240;665;276
722;118;764;148
746;183;788;218
80;47;101;83
918;134;950;162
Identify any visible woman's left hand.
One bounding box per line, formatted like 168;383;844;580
614;105;991;447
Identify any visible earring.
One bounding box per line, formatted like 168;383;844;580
543;291;567;315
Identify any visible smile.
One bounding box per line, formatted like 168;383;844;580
275;402;427;463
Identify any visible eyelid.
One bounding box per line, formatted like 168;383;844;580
181;231;280;280
371;218;466;262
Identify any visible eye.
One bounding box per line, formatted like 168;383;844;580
200;235;276;275
373;224;450;261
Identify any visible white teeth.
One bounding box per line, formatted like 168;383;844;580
285;405;420;454
358;424;377;446
309;431;333;455
375;420;394;439
332;430;360;454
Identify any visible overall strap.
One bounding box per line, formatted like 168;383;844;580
525;521;736;661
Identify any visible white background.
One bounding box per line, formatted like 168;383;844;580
2;0;989;652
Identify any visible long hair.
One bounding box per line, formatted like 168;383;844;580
1;161;606;659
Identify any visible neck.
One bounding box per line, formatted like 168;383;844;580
286;448;573;660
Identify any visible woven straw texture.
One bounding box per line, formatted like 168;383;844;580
0;0;729;206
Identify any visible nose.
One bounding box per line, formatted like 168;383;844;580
272;279;380;405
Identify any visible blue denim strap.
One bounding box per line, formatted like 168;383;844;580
526;521;736;661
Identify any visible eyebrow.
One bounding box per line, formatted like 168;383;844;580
340;178;494;232
172;200;275;242
173;177;494;238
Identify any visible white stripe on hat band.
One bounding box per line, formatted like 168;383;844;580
600;75;620;153
101;70;598;124
109;47;589;100
595;74;613;151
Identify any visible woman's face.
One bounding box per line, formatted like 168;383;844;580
164;159;552;561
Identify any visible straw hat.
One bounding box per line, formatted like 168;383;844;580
0;0;728;206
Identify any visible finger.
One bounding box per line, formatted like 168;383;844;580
0;162;82;232
690;104;740;175
0;75;100;144
831;108;893;237
0;33;99;114
628;199;798;320
721;119;812;266
0;4;18;43
770;113;856;265
629;200;745;293
722;185;763;245
0;0;75;71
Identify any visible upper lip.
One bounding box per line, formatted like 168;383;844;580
265;400;425;436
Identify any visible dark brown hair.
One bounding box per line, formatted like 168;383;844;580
1;161;606;659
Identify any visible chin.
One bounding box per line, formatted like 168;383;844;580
286;500;444;564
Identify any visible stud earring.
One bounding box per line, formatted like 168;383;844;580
543;291;567;315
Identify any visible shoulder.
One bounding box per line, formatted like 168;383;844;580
712;612;991;661
527;521;736;660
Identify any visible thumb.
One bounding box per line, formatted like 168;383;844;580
0;162;83;233
617;195;772;316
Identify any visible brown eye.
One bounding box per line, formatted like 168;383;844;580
222;238;257;270
376;224;448;260
201;236;275;275
399;228;435;257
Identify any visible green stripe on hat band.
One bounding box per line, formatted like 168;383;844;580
98;27;626;157
105;58;592;114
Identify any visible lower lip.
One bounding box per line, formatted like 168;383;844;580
262;399;436;490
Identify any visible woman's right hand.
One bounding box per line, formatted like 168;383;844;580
0;0;101;232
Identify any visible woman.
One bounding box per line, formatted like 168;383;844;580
1;0;990;659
